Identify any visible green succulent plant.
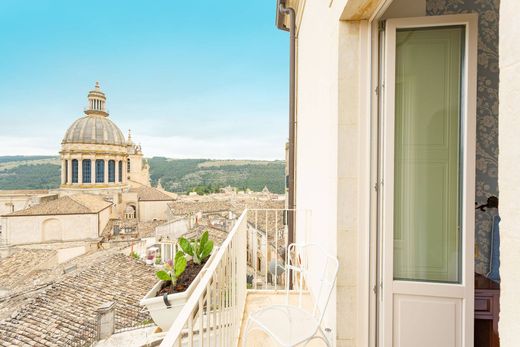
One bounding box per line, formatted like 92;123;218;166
178;231;214;265
155;251;187;284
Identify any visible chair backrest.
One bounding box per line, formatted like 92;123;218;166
284;243;339;324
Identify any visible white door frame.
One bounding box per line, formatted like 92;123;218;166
376;14;478;347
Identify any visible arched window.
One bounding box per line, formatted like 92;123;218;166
118;160;123;182
82;159;91;183
71;159;78;183
127;158;131;173
125;205;136;219
108;160;115;183
95;160;105;183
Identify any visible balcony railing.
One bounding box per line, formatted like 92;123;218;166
160;209;248;346
159;208;311;347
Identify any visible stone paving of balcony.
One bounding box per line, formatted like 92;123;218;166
239;291;326;347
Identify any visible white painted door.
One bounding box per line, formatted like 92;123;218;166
380;15;477;347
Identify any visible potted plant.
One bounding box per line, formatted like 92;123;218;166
155;254;162;265
145;254;154;265
140;231;216;331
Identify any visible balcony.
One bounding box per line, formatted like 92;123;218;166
152;208;323;347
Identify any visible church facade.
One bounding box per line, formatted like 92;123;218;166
0;83;173;247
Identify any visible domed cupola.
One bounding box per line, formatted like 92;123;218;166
62;82;126;146
60;83;130;192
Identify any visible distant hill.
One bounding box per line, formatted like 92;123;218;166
0;156;286;194
0;156;61;190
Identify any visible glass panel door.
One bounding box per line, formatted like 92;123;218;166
393;26;465;283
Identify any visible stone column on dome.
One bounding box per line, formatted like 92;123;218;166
116;156;121;184
123;157;128;184
67;157;73;185
61;158;66;185
78;155;83;184
90;156;95;184
104;157;109;184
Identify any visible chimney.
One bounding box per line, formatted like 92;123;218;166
96;301;116;340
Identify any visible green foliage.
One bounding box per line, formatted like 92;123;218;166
130;251;140;260
0;163;60;189
0;156;285;194
190;184;222;195
0;155;56;163
148;157;285;194
178;231;214;265
155;251;187;284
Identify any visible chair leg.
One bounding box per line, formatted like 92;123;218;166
318;327;331;347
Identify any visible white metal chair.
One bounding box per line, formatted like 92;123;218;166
242;243;339;347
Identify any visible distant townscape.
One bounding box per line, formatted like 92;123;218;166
0;156;285;194
0;84;287;346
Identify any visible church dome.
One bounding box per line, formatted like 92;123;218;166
62;115;126;145
62;82;126;146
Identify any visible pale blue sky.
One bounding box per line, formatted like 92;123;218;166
0;0;288;159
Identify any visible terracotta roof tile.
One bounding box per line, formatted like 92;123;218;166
3;194;112;217
130;186;175;201
0;253;156;346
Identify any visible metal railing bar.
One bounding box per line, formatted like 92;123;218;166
160;210;248;346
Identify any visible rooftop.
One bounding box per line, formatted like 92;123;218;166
0;190;50;196
0;248;57;293
168;200;233;215
3;194;112;217
0;252;156;347
130;186;175;202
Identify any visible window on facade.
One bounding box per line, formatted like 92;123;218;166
127;158;131;173
82;159;91;183
95;160;105;183
108;160;115;183
118;160;123;182
71;159;78;183
125;205;136;219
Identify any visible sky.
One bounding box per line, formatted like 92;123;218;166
0;0;289;160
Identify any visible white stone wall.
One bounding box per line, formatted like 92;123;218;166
155;219;189;239
498;0;520;344
128;152;151;187
98;207;112;235
292;0;372;345
138;201;170;222
0;195;37;215
57;245;87;264
5;213;100;245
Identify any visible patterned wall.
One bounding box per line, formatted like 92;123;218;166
426;0;500;275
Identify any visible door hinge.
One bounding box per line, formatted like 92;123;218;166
375;83;385;96
374;180;383;192
378;20;386;32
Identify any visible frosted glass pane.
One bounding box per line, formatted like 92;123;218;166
393;26;464;283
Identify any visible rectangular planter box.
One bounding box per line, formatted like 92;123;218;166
140;251;216;331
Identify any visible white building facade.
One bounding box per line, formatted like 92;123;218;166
277;0;513;345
